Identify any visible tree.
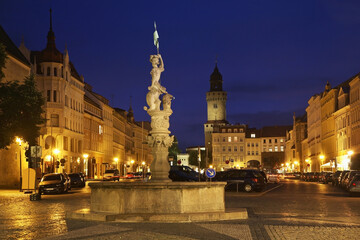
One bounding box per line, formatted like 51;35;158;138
0;43;6;80
0;46;45;148
188;148;206;168
168;135;181;161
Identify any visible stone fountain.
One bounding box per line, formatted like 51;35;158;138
67;50;247;223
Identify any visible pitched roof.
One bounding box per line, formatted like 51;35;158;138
0;25;30;66
260;125;292;137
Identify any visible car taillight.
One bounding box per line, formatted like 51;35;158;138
252;178;258;183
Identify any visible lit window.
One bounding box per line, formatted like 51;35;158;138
251;134;255;138
228;137;231;142
234;136;238;142
47;90;51;102
280;139;284;143
281;146;284;151
269;148;273;152
275;146;278;152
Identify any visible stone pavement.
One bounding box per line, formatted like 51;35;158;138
41;220;360;240
2;180;360;240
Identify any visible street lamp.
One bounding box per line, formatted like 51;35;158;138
347;151;353;170
319;155;325;172
114;157;119;170
16;137;23;192
53;148;60;173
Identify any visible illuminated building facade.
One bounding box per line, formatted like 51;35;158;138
0;15;152;187
204;63;228;165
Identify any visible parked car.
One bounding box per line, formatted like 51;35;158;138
347;174;360;194
39;173;70;194
320;172;332;184
169;165;203;182
338;170;350;188
267;173;280;184
304;172;314;181
213;169;266;192
331;171;342;186
63;172;71;191
343;171;360;190
68;173;86;188
103;169;120;181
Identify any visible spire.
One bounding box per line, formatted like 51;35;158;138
325;81;331;91
210;59;223;91
127;96;134;122
39;8;63;63
50;8;53;32
46;8;56;49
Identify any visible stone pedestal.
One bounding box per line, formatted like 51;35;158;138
89;182;225;214
67;181;248;222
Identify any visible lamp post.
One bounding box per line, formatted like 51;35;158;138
114;157;119;170
16;137;23;192
319;155;325;172
83;154;89;177
53;149;60;173
130;159;135;172
348;151;353;170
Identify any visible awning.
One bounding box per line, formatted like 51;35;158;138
320;162;331;167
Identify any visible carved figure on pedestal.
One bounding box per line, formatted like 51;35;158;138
162;93;174;111
145;88;161;111
150;54;164;89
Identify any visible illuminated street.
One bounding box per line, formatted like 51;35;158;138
1;180;360;239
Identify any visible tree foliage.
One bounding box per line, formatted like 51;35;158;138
0;46;45;148
0;43;6;80
188;148;206;168
168;135;181;161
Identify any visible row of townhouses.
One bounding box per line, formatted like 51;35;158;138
0;17;152;188
285;76;360;173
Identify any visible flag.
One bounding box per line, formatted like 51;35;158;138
153;21;159;50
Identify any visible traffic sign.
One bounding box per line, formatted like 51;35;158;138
206;168;216;178
31;146;42;158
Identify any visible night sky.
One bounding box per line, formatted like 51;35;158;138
2;0;360;151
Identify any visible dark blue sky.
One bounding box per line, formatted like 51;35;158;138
2;0;360;150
